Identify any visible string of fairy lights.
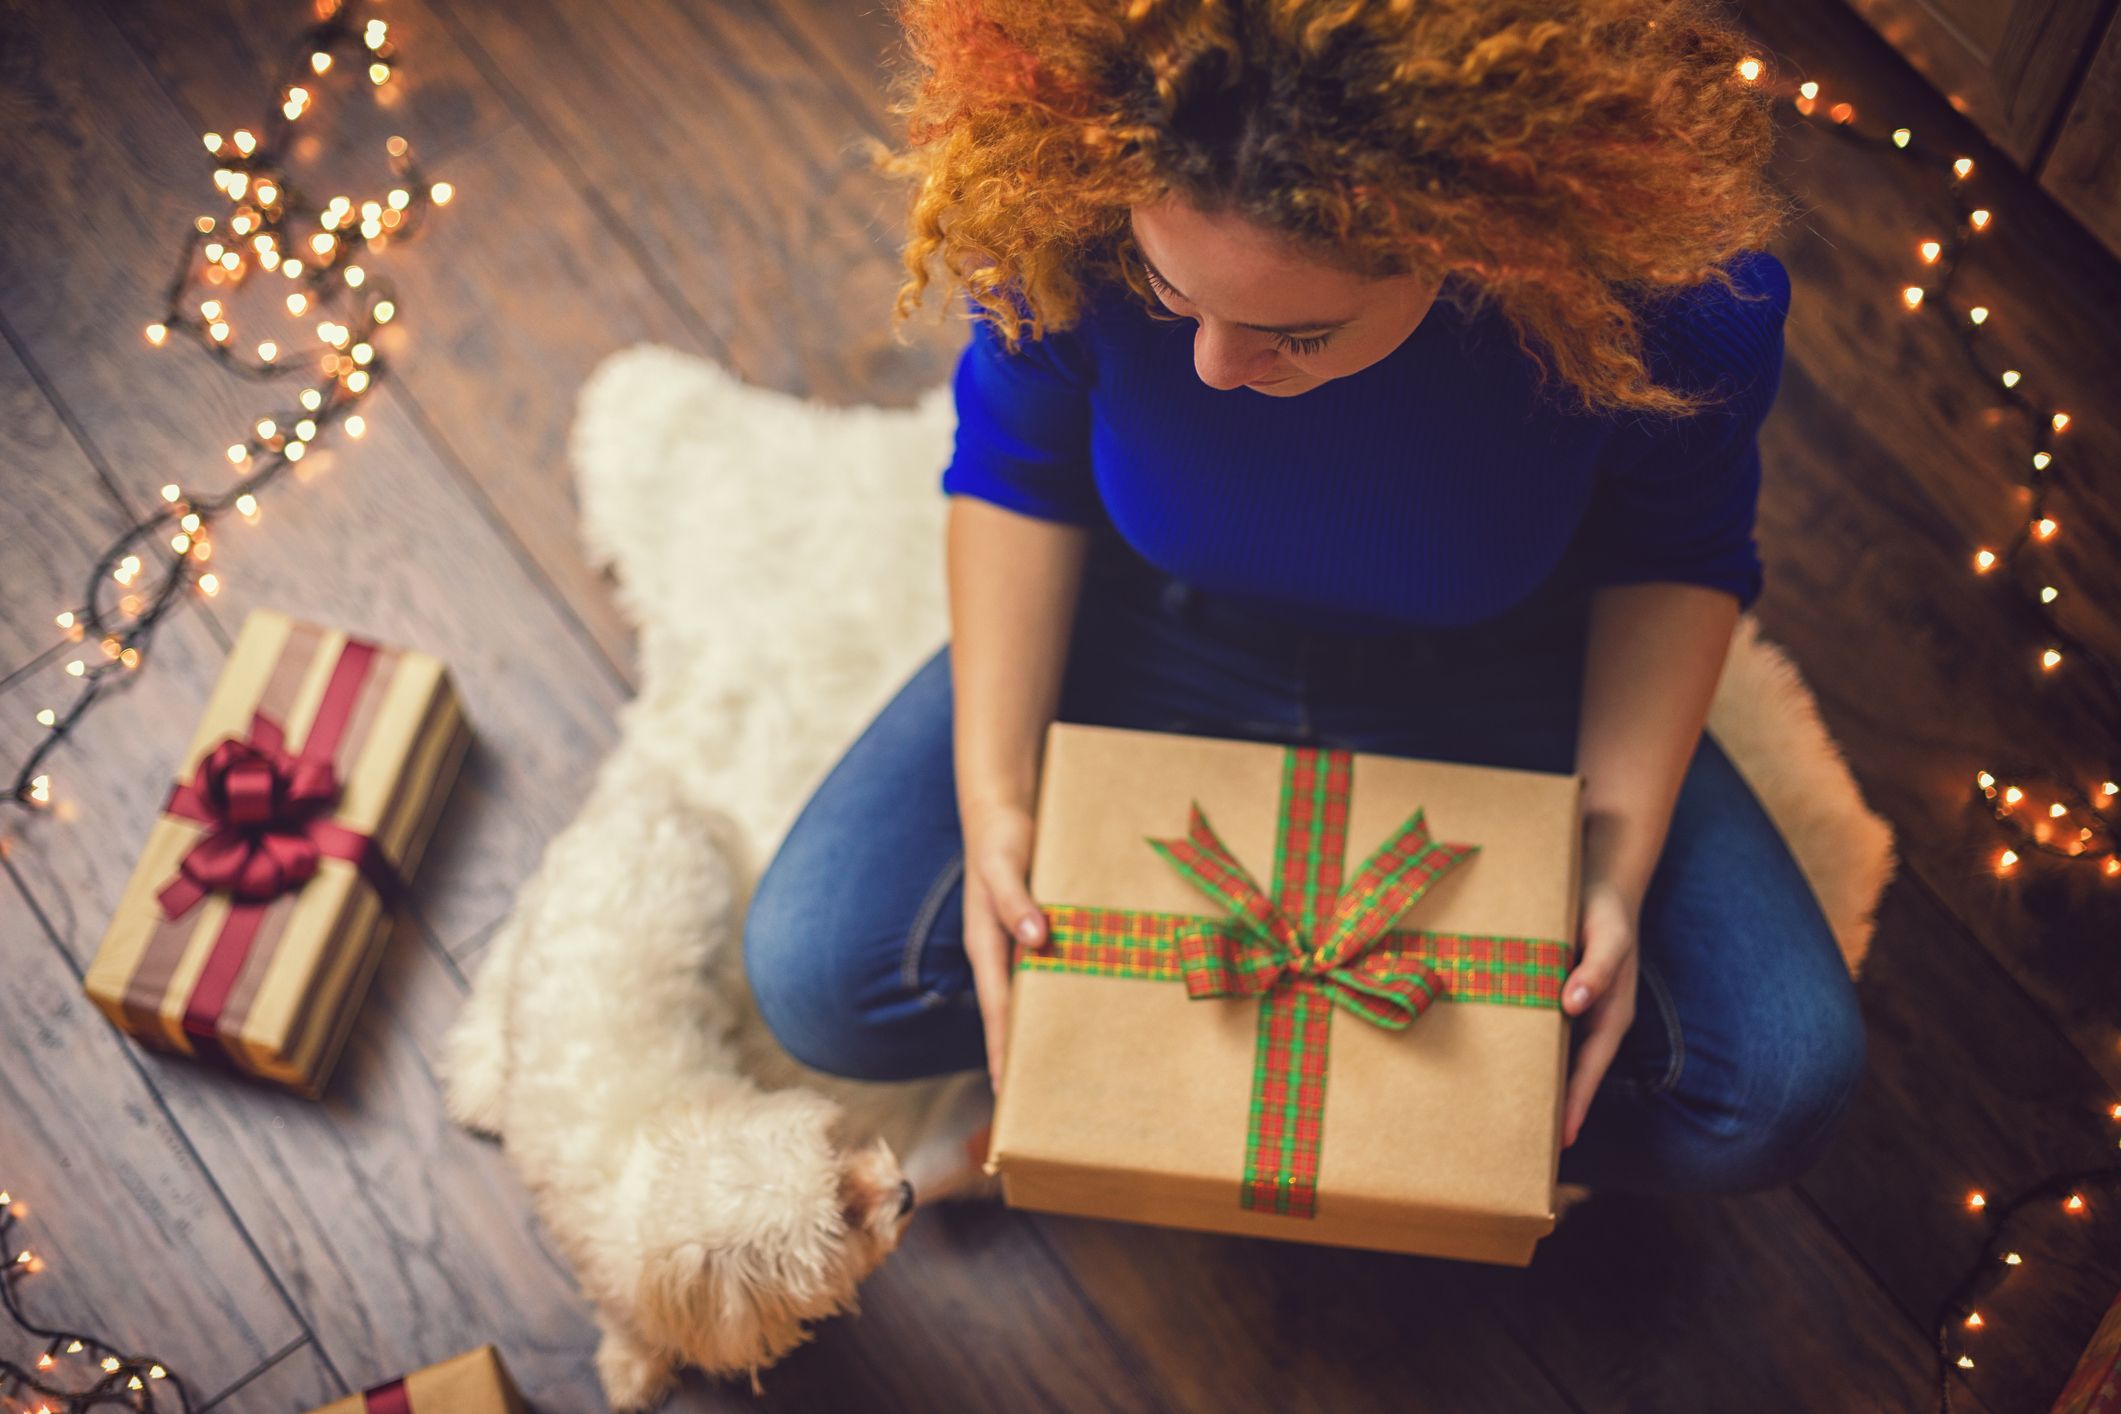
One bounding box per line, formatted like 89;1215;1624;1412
3;2;448;1408
1731;55;2121;1410
2;1193;192;1413
0;0;450;824
1749;63;2121;882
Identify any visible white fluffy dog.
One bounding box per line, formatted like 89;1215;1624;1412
441;745;924;1409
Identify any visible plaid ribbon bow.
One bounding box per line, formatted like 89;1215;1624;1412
1022;744;1571;1219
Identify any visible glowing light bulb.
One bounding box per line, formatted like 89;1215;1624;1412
1969;208;1990;230
346;369;371;393
1892;128;1911;148
232;129;256;154
344;264;365;287
1967;306;1988;325
179;513;200;532
2001;369;2020;388
2066;1193;2086;1212
161;483;181;501
257;340;277;362
2041;648;2062;671
1829;102;1854;124
1918;240;1941;263
227;443;248;464
36;708;55;727
236;493;258;516
2052;412;2070;433
285;440;307;462
300;387;323;410
256;418;277;440
287;292;308;316
388;187;410;209
1953;157;1973;179
1965;1311;1983;1328
352;342;373;365
1734;56;1762;83
346;414;366;438
256;181;277;205
1972;548;1996;573
1996;850;2018;873
295;418;317;441
208;320;230;342
145;323;167;345
2040;585;2058;603
311;232;336;256
2050;802;2067;818
199;572;221;596
2003;786;2024;805
2035;517;2057;539
374;300;395;323
1799;82;1819;100
2033;451;2052;471
370;61;392;84
203;131;223;151
1902;286;1925;310
2003;1251;2022;1265
311;50;332;73
431;181;454;205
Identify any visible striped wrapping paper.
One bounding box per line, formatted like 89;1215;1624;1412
84;608;470;1097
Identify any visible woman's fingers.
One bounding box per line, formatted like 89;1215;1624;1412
962;873;1013;1090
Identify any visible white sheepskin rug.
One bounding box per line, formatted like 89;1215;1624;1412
558;342;1896;1130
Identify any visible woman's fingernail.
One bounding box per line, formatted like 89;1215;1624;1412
1567;984;1590;1008
1017;916;1042;942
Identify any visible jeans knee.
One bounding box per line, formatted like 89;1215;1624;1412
1700;998;1868;1193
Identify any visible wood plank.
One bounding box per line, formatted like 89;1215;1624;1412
419;0;963;405
114;0;714;684
0;880;336;1410
2037;9;2121;259
1799;875;2121;1412
0;0;630;957
198;1338;341;1412
1027;1215;1574;1413
1467;1185;1953;1412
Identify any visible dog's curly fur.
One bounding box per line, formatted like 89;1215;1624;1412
440;747;914;1409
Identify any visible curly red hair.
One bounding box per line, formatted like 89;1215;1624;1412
873;0;1790;414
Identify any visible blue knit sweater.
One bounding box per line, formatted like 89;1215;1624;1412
938;251;1791;634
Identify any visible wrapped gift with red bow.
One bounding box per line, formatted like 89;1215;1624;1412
984;721;1582;1266
306;1345;525;1414
85;608;469;1097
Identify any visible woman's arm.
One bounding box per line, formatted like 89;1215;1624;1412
1560;579;1738;1144
948;494;1089;814
946;493;1090;1085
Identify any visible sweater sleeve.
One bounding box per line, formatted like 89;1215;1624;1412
1581;250;1791;611
937;292;1103;525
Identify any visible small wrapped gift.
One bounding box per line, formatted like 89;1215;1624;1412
84;608;469;1098
985;721;1581;1266
2053;1286;2121;1413
306;1345;526;1414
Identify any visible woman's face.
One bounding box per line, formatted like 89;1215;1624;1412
1128;196;1443;397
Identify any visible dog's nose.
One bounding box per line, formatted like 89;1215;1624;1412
896;1179;915;1217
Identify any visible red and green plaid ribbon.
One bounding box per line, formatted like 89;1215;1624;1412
1019;744;1572;1219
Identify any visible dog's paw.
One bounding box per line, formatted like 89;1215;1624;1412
596;1323;676;1412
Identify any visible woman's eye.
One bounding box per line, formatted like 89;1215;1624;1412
1274;332;1332;356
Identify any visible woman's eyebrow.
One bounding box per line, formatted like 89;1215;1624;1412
1137;250;1355;334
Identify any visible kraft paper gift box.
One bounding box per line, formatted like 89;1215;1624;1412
84;608;470;1098
306;1345;526;1414
984;720;1582;1266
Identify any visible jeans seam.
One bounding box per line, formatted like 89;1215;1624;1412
1640;957;1685;1094
901;849;965;1004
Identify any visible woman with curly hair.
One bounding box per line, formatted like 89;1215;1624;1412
744;0;1867;1204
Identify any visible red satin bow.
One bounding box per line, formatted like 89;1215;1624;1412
157;711;358;919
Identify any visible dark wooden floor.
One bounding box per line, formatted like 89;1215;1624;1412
3;0;2118;1409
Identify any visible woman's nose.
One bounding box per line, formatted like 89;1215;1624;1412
1191;321;1275;391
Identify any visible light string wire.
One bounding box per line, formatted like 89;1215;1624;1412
1;1193;192;1412
0;0;450;823
1740;60;2121;1407
1776;75;2120;880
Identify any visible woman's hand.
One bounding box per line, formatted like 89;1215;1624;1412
1559;869;1641;1148
960;796;1047;1091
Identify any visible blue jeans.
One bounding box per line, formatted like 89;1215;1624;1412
743;524;1867;1195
